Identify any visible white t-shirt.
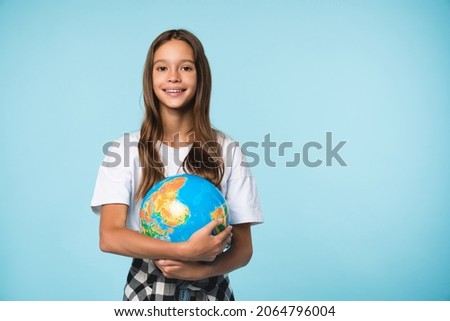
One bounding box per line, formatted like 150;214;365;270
91;131;263;231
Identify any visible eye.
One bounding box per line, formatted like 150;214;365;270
181;65;194;71
155;66;167;71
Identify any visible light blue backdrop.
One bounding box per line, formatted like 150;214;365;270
1;0;449;300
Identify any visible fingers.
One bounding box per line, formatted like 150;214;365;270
209;224;232;256
154;259;171;278
222;232;232;252
154;259;179;278
217;224;233;243
185;220;233;262
203;218;226;234
210;220;232;253
154;259;178;267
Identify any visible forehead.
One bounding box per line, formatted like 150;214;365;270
154;39;194;62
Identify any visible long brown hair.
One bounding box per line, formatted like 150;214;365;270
135;29;224;201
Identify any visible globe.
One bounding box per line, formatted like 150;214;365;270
139;174;229;243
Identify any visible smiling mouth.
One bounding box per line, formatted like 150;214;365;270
163;89;186;93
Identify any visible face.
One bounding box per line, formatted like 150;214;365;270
152;40;197;111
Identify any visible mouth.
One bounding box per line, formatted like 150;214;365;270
163;89;186;94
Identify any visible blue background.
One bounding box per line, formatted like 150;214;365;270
1;0;449;300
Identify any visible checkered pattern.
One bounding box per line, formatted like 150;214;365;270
123;258;235;301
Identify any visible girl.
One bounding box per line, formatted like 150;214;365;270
91;29;263;301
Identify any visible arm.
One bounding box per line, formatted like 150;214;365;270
154;223;253;280
99;204;232;262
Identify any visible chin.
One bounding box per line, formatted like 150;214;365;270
163;102;194;111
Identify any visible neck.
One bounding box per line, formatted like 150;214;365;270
160;107;194;147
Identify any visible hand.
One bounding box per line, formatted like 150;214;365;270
182;219;232;262
154;259;209;281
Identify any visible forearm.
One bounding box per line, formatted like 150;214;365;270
100;226;185;260
99;204;231;262
153;223;254;281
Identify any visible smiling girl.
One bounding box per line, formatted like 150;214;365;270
91;29;263;301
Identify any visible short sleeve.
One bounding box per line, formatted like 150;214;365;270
90;141;133;215
224;142;264;225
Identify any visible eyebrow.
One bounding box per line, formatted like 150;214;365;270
153;59;195;65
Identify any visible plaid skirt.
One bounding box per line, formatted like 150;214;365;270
123;258;235;301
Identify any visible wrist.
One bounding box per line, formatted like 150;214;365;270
199;260;218;279
174;242;190;261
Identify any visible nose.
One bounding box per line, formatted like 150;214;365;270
168;69;180;83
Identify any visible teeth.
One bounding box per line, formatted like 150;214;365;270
165;89;183;93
